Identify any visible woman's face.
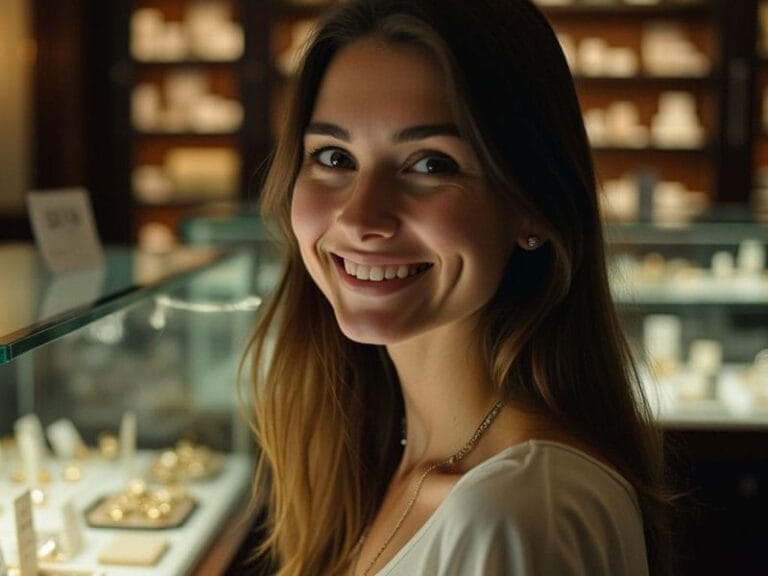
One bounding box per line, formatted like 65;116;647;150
291;38;521;345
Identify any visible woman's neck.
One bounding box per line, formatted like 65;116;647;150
386;325;502;474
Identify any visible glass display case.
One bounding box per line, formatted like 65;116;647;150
0;242;276;575
607;221;768;429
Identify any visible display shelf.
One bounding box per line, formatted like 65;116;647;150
607;221;768;304
275;0;339;18
645;365;768;430
539;3;713;18
132;129;242;137
0;244;234;365
130;57;244;66
612;277;768;306
0;451;253;576
606;220;768;244
573;73;717;84
591;144;711;153
134;198;239;208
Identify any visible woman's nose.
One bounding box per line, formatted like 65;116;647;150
336;172;400;241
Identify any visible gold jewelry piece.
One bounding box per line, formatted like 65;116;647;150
10;468;25;483
526;235;540;249
149;440;223;483
62;463;83;482
356;400;504;576
86;480;195;529
8;468;53;484
98;433;119;460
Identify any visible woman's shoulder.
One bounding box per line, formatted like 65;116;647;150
403;440;649;575
446;439;642;523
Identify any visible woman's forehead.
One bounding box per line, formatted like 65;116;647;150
309;38;455;130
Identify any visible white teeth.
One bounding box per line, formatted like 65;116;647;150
342;258;429;282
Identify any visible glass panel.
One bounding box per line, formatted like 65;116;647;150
0;244;232;364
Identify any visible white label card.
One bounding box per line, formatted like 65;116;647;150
0;542;8;576
14;490;38;576
27;188;104;274
16;430;40;488
120;411;137;479
61;498;84;557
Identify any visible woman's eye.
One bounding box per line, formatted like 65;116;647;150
409;154;459;175
311;148;356;170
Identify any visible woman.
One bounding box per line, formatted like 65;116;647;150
247;0;673;574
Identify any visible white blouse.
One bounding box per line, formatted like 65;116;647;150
376;440;649;575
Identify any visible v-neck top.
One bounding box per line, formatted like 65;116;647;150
375;440;648;575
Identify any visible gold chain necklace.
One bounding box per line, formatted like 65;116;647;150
354;400;505;576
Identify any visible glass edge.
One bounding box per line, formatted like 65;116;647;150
0;248;241;365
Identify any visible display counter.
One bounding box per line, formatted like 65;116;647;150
607;221;768;429
0;242;274;575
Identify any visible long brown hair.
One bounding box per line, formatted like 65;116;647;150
247;1;674;574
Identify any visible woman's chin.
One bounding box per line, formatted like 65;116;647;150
335;313;409;346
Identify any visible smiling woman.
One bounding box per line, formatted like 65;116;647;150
246;1;674;575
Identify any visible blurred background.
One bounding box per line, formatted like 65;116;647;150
0;0;765;245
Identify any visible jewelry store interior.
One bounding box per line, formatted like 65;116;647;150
1;0;767;574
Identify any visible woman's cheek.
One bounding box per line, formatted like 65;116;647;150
291;184;322;246
291;184;332;284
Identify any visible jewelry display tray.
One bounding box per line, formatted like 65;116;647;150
0;451;252;576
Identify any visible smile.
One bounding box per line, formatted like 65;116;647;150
340;257;432;282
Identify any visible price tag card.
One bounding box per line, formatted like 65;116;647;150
120;412;137;479
14;490;38;576
0;542;8;576
61;498;84;557
27;188;104;274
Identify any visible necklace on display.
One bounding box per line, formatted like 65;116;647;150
354;399;505;576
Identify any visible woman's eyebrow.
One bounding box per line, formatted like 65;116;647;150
305;122;350;141
304;122;461;143
394;123;460;142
